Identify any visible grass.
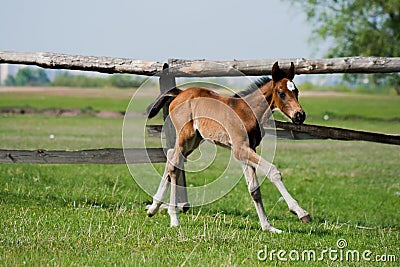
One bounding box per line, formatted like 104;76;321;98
0;87;399;266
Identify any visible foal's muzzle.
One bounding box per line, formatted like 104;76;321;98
292;111;306;125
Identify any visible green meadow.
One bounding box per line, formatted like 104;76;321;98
0;87;399;266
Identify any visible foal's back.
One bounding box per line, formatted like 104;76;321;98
169;87;262;149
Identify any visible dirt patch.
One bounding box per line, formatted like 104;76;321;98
0;107;128;118
95;110;126;118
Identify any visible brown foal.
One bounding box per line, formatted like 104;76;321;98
146;62;311;232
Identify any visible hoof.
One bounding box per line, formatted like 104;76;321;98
180;202;190;213
262;225;283;233
300;214;312;223
146;204;159;217
269;227;283;234
170;220;180;227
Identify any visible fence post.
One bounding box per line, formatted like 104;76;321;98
159;63;190;211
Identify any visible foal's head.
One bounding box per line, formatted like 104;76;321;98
270;62;306;125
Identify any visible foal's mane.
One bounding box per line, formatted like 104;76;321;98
233;76;271;98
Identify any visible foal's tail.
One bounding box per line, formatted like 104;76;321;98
146;87;182;118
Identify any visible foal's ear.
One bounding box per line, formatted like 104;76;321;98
272;61;285;82
286;62;295;80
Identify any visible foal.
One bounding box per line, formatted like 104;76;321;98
146;62;311;233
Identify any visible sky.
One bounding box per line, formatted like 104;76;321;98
0;0;319;61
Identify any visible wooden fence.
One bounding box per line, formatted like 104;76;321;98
2;51;400;76
2;50;400;208
1;50;400;165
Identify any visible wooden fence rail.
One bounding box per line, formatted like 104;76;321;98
1;121;398;165
0;50;165;76
0;148;166;164
273;121;400;145
168;57;400;77
1;50;400;77
147;121;400;146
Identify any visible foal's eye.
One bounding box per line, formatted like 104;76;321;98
278;91;286;99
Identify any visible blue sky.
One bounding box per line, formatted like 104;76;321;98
0;0;319;61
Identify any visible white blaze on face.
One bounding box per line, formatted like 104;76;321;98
287;81;296;91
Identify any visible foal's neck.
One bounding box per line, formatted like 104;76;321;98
243;82;274;121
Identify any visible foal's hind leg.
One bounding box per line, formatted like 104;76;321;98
147;149;174;217
242;164;282;233
167;148;184;227
147;147;183;227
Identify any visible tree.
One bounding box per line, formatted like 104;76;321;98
290;0;400;93
4;75;16;86
6;67;50;86
109;74;144;88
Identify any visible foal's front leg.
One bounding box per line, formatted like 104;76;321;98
242;165;282;233
264;163;311;222
247;150;311;223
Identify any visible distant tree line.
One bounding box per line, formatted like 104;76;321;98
5;68;50;86
4;68;146;88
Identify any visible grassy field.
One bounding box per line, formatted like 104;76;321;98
0;87;399;266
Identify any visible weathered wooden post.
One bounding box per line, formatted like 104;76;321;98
159;63;190;211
